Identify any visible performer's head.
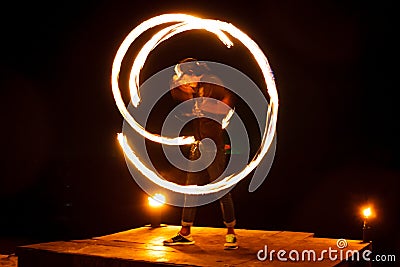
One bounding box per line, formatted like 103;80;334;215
172;58;210;88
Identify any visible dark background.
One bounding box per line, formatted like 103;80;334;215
0;0;398;265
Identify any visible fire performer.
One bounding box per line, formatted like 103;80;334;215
163;58;238;249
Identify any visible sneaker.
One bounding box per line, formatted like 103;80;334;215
163;232;195;246
224;234;238;250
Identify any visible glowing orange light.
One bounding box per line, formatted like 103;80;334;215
148;193;166;207
363;207;372;219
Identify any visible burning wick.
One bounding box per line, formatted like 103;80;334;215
362;207;372;243
363;207;371;220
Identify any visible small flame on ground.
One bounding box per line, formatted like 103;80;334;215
148;193;166;207
363;207;372;218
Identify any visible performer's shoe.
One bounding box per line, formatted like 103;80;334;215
224;234;238;250
163;232;195;246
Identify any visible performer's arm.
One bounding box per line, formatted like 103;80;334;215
170;84;194;102
198;94;233;115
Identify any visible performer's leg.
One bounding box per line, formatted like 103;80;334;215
164;143;202;245
181;169;198;235
206;146;238;249
180;141;205;235
219;192;236;231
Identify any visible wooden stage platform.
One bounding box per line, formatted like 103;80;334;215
15;225;371;266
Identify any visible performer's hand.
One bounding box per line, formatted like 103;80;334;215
171;85;194;102
196;98;231;115
178;84;195;94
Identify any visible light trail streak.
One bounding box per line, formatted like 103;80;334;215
222;108;235;129
112;13;278;195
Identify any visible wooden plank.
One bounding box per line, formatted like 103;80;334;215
16;225;371;267
0;254;17;267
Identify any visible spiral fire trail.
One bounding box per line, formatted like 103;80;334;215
112;13;278;196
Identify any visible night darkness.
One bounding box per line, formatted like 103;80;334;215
0;0;398;264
